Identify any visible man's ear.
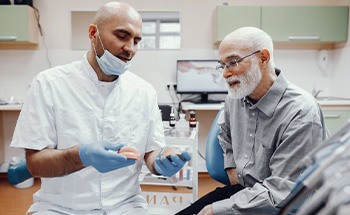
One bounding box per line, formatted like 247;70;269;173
88;24;98;40
260;49;270;64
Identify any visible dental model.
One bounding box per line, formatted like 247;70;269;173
118;146;141;160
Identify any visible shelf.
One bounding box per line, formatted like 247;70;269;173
140;172;193;187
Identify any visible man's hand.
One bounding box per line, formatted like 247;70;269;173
154;148;191;177
79;141;135;173
198;204;214;215
227;168;239;185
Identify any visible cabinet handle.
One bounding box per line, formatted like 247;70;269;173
324;114;341;119
288;36;320;41
0;36;17;41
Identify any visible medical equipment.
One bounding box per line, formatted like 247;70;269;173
277;119;350;215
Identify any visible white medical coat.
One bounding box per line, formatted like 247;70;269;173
11;54;166;213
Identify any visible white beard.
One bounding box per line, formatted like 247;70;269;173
226;62;262;100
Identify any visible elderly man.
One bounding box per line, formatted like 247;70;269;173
176;27;328;215
11;2;190;215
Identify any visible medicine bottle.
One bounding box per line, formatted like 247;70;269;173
169;108;176;127
177;113;189;137
189;110;197;128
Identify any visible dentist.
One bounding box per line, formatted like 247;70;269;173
11;2;190;215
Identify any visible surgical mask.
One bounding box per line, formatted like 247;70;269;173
93;28;131;76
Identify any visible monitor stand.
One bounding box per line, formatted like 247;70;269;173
193;94;223;104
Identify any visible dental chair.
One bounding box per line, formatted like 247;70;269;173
205;108;230;185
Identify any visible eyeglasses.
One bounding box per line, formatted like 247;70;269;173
216;50;260;73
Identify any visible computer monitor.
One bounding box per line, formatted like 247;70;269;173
176;60;228;103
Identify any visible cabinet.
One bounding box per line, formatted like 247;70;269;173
214;6;261;44
214;6;349;45
140;123;198;214
0;105;22;172
321;108;350;135
262;6;348;42
0;5;39;45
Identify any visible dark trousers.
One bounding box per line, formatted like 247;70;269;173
175;184;245;215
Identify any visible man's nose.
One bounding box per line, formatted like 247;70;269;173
223;66;241;79
122;41;136;57
223;67;233;79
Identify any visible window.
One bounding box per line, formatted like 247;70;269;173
139;11;180;50
71;11;180;50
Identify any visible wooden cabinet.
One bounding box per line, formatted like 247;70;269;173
214;6;349;45
0;5;39;46
262;6;348;42
214;6;261;44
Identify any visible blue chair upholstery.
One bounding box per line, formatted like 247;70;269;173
205;108;230;185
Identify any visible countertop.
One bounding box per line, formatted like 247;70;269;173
316;97;350;106
318;100;350;106
181;99;350;110
0;104;22;111
1;99;350;112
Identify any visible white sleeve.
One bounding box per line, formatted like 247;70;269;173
11;73;57;150
145;91;166;152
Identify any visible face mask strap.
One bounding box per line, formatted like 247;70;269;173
95;26;106;51
92;43;98;56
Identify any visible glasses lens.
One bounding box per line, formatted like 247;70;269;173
227;60;238;68
216;65;224;72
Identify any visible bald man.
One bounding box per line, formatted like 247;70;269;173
176;27;329;215
11;2;190;214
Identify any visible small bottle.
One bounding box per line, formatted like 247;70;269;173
189;110;197;128
177;113;189;137
186;166;192;180
169;108;176;127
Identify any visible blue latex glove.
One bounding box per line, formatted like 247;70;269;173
79;141;135;173
154;148;191;177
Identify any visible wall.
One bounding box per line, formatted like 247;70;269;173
1;0;349;102
1;0;350;163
